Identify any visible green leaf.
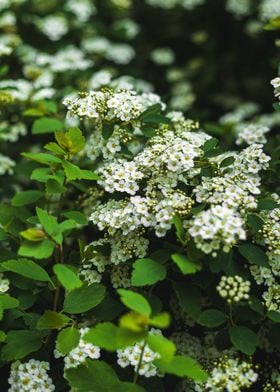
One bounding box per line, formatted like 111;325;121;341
220;156;235;168
141;125;155;138
56;327;80;355
102;123;114;139
20;227;46;241
173;282;202;319
131;259;166;286
65;360;145;392
118;289;152;317
143;114;171;125
53;264;82;291
37;310;70;330
147;333;176;362
171;253;201;275
155;355;208;382
46;178;67;194
229;325;258;355
18;240;56;259
63;284;105;314
267;310;280;323
62;161;99;181
247;214;264;234
36;207;62;244
0;294;19;310
22;152;62;165
197;309;228;327
32;117;64;134
55;128;85;154
203;137;218;153
238;244;269;267
2;330;42;361
0;330;6;342
83;322;145;351
11;190;43;207
83;323;119;350
258;198;279;210
44;142;66;155
2;259;51;282
148;312;170;328
62;211;87;225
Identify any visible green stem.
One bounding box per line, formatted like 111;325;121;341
133;339;147;384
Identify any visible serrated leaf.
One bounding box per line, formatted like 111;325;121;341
132;259;166;286
56;327;80;355
155;355;208;381
239;244;269;267
55;128;85;154
197;309;228;327
147;333;176;362
11;190;43;207
118;289;151;317
2;259;51;282
22;152;62;165
2;330;42;360
171;253;201;275
32;117;64;134
53;264;82;291
65;360;145;392
18;240;56;259
63;284;105;314
229;325;258;355
37;310;70;330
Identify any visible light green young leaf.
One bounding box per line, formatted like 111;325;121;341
53;264;82;291
118;289;152;317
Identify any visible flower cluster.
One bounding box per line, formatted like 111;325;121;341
188;206;246;255
235;123;270;145
146;0;204;11
217;275;251;303
271;77;280;100
54;328;101;369
0;153;15;175
0;272;9;293
117;329;162;377
8;359;55;392
64;88;162;123
195;357;258;392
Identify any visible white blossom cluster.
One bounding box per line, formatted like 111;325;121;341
0;153;15;175
235;123;270;145
36;46;93;73
219;102;259;125
194;357;258;392
250;207;280;312
151;47;175;66
117;329;162;378
271;77;280;100
73;88;271;257
82;36;135;65
145;0;204;11
259;0;280;21
66;0;96;23
64;88;150;122
0;77;55;102
0;272;9;292
80;232;149;284
8;359;55;392
54;328;101;369
0;122;26;142
217;275;251;303
226;0;251;17
188;205;246;255
36;15;68;41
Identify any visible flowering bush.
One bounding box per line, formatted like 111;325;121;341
0;1;280;391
